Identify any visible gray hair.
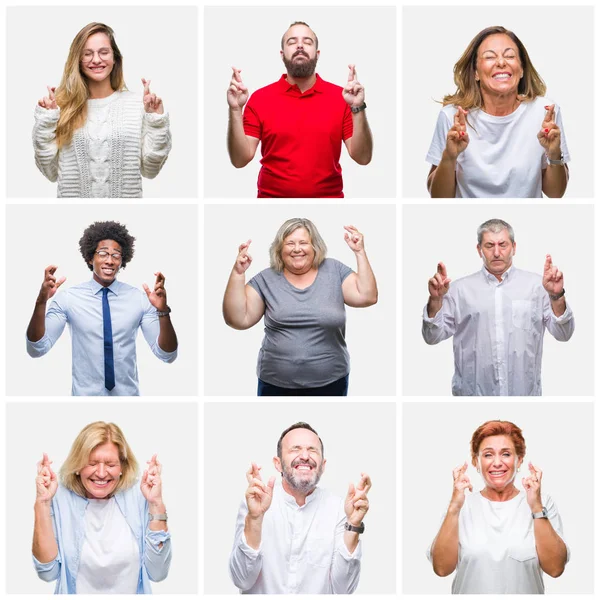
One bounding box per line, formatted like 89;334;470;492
477;219;515;245
269;218;327;272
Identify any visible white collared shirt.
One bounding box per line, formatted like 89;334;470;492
229;481;362;594
422;266;574;395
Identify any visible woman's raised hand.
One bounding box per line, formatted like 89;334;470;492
537;104;561;157
450;462;472;511
343;225;364;253
38;86;58;110
142;79;164;114
36;453;58;503
445;107;469;159
141;454;164;503
234;240;253;275
522;462;543;512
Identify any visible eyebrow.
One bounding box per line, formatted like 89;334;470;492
286;36;315;43
481;48;517;55
482;447;513;452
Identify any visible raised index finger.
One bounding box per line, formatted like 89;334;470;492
347;64;356;82
142;78;151;94
544;254;553;271
437;262;447;278
154;271;165;285
231;67;242;82
543;104;555;123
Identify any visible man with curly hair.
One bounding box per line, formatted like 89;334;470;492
26;221;178;395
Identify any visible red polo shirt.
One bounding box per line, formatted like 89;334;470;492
243;74;354;198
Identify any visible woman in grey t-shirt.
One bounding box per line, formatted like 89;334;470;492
223;218;378;396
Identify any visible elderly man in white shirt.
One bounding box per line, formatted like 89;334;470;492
422;218;574;396
229;422;371;594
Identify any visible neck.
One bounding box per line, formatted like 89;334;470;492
481;91;520;116
284;265;316;278
88;79;115;100
282;478;315;507
485;265;511;282
286;72;317;93
482;483;518;502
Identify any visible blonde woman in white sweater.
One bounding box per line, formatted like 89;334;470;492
33;22;171;198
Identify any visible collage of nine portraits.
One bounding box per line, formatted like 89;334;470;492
1;2;595;597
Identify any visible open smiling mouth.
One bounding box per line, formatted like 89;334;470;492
91;479;113;487
492;73;512;80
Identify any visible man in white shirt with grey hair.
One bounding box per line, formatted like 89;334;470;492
422;218;574;396
229;422;371;594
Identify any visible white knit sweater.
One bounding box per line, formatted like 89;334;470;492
33;91;171;198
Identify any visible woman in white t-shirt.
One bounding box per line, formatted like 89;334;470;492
32;421;171;594
428;420;568;594
426;26;569;198
33;22;171;197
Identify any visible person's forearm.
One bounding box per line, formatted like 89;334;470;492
533;517;568;577
227;108;254;168
542;162;568;198
348;111;373;165
430;506;460;577
429;151;457;198
148;500;168;533
550;295;566;317
27;299;47;342
427;296;443;319
32;501;58;563
244;514;263;550
223;270;251;329
354;250;378;305
157;316;178;352
343;530;360;553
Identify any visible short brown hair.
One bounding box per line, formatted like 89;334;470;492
470;420;526;466
277;422;324;460
59;421;138;497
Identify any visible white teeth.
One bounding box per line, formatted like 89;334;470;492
296;465;311;470
493;74;510;79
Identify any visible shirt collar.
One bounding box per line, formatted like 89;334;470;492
90;278;121;296
278;73;323;97
481;264;514;284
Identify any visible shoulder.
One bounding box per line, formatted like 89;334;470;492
521;96;558;115
114;280;140;295
511;268;542;285
116;484;146;509
316;76;344;95
118;90;142;104
252;267;278;282
450;270;483;289
316;486;343;507
53;484;84;510
249;80;284;100
322;257;351;274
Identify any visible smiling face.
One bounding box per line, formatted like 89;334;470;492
79;442;122;499
280;23;319;78
89;239;122;286
281;227;316;275
476;33;523;97
275;427;325;495
475;435;523;491
477;229;516;279
80;32;114;84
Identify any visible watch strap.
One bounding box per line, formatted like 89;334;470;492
548;288;565;301
345;521;365;534
532;507;548;519
149;512;168;521
351;102;367;114
156;305;172;317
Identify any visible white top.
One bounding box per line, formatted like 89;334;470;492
33;90;171;197
76;497;140;594
229;481;362;594
428;491;568;594
426;97;570;198
422;266;574;395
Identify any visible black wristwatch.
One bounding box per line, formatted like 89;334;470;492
548;288;566;301
344;521;365;534
351;102;367;114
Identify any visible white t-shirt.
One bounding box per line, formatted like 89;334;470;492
426;97;570;198
76;497;141;594
429;491;569;594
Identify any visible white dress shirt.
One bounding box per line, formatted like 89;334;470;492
229;481;362;594
428;491;568;594
422;266;574;395
26;278;177;395
76;497;140;594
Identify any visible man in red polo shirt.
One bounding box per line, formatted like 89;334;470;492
226;21;373;198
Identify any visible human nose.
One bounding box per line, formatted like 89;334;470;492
300;448;309;459
97;463;107;477
496;55;506;67
492;455;503;467
493;245;501;257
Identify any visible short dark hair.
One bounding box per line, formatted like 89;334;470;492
79;221;135;270
277;422;324;460
281;21;319;50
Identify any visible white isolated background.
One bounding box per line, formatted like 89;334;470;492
203;5;396;199
204;203;396;396
204;401;396;594
6;5;198;198
402;401;594;594
402;5;594;198
402;203;594;396
6;401;198;594
5;204;198;396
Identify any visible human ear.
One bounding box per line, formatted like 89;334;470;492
476;245;483;258
273;456;282;474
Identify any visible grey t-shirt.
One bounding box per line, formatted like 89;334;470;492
248;258;353;388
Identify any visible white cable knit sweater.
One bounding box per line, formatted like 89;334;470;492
33;91;171;198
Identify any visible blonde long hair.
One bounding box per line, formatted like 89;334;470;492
60;421;138;498
269;218;328;272
55;23;126;148
442;26;546;111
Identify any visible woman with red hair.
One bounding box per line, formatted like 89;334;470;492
428;420;568;593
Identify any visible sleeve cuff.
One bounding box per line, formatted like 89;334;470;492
154;337;178;362
144;111;170;126
239;532;262;556
550;301;573;323
337;538;362;561
26;333;51;357
34;105;60;122
146;528;171;550
422;304;443;325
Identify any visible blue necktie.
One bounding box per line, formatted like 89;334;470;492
102;288;115;391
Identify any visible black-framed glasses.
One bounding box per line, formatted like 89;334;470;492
95;251;122;261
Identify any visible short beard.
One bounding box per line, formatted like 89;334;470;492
282;459;323;494
283;55;318;78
